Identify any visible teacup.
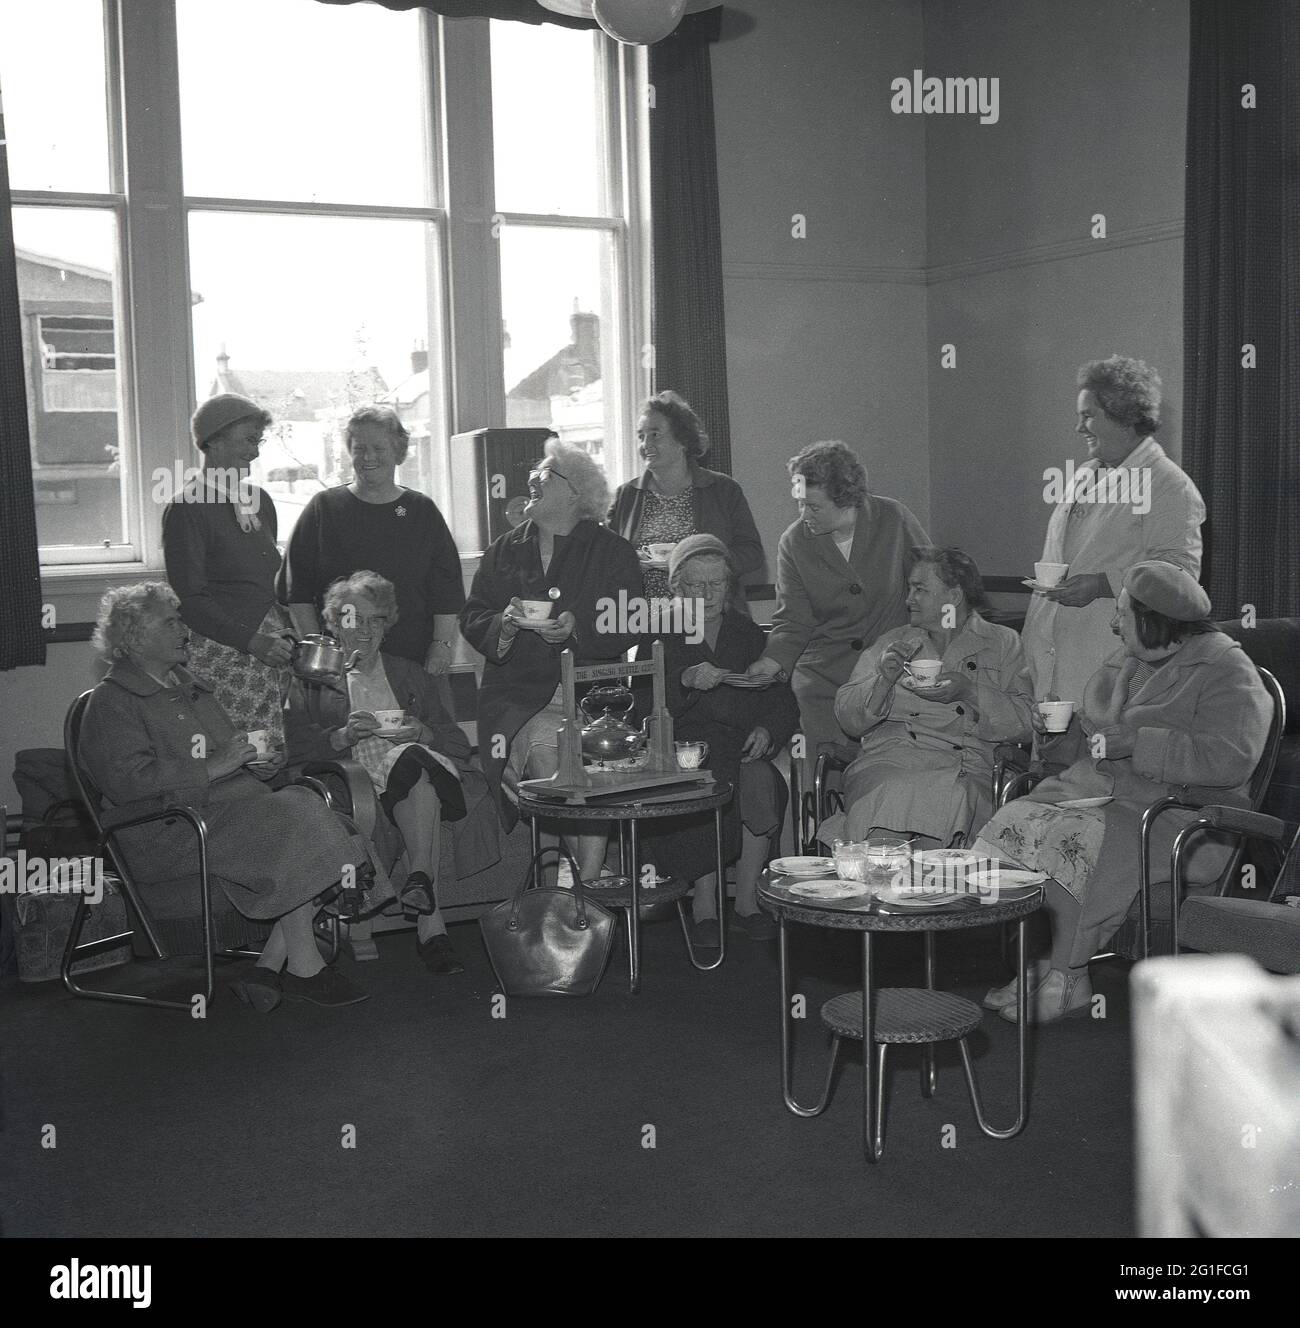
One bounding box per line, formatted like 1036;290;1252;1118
1037;700;1075;733
906;657;942;686
1034;561;1069;588
675;740;709;770
373;709;405;733
247;729;272;758
518;599;553;621
645;542;677;562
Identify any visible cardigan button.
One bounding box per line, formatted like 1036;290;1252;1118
966;661;977;669
849;583;862;594
955;706;965;716
851;638;864;651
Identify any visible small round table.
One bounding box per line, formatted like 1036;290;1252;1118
517;783;733;993
757;871;1044;1162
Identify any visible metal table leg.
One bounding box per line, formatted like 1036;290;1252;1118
627;817;641;994
861;931;884;1162
682;804;727;971
959;916;1031;1138
778;917;839;1115
921;931;937;1099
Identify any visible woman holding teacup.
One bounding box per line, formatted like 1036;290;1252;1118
973;563;1272;1023
284;571;500;975
460;440;645;883
608;390;764;599
1022;356;1205;705
633;536;800;945
824;548;1035;848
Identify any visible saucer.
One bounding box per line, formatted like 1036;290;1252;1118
771;856;834;878
1056;796;1112;809
1022;578;1065;592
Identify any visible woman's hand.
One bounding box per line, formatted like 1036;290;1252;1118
333;710;381;750
877;637;923;687
207;734;257;780
1029;693;1057;738
533;610;576;644
383;719;424;744
683;663;728;691
1084;656;1138;729
1095;724;1137;760
1042;573;1110;607
741;726;773;761
249;631;295;668
745;656;783;681
425;640;454;675
247;748;286;781
920;671;973;705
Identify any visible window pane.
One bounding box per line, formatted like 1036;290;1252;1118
178;0;428;206
13;208;128;553
188;211;441;546
491;21;604;216
0;0;110;193
501;225;619;477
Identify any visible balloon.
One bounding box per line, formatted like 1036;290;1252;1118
591;0;689;45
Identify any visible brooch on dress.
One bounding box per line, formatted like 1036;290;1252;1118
395;505;407;518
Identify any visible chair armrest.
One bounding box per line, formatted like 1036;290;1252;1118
1195;807;1287;841
998;769;1046;807
302;759;377;837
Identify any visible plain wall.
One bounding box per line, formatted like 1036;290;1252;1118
922;0;1190;569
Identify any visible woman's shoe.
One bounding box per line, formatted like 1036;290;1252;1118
982;962;1050;1011
229;965;282;1014
281;965;370;1007
418;933;465;975
398;871;437;916
689;917;721;949
731;909;777;941
999;968;1091;1024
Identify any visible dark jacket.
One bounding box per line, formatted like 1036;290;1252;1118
459;518;646;828
608;464;765;581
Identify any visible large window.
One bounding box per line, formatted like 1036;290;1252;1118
3;0;649;570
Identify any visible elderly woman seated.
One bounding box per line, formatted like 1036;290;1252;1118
285;571;500;976
973;562;1273;1023
460;440;644;882
77;583;369;1011
824;547;1035;848
636;536;800;944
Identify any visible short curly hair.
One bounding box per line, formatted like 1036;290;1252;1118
322;570;400;629
91;582;180;661
909;546;991;614
540;439;610;522
345;405;411;464
639;390;709;461
787;440;867;510
1077;355;1162;435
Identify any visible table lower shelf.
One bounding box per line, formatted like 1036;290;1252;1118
821;988;983;1044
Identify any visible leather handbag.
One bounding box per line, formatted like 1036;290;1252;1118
479;845;616;996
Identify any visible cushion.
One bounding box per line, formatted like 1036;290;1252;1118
1179;895;1300;974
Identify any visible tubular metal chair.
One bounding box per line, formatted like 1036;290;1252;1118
61;691;341;1011
997;667;1286;961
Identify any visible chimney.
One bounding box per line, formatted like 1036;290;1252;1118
570;308;599;376
410;339;428;375
217;344;230;373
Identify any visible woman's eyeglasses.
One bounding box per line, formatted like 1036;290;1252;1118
678;580;728;595
528;466;576;491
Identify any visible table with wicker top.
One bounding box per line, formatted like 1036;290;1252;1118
516;782;732;994
757;870;1044;1162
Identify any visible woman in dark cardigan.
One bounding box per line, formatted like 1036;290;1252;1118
285;571;500;976
637;536;800;945
460;440;644;883
78;582;369;1012
608;390;764;598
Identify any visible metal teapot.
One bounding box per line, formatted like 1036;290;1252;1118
291;634;360;682
578;683;647;761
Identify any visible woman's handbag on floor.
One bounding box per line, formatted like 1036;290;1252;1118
480;845;616;997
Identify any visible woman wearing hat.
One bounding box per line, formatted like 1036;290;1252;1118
634;535;800;945
608;390;764;600
163;394;296;747
973;562;1272;1023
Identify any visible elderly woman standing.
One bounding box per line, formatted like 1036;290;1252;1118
163;393;296;749
826;548;1034;848
1022;356;1205;704
279;405;463;676
747;441;930;763
635;536;800;945
78;583;369;1010
460;440;644;882
608;390;764;599
975;563;1271;1023
285;572;500;976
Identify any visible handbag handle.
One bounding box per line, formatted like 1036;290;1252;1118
510;843;592;931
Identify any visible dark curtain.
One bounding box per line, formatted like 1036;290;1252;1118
318;1;733;474
0;87;46;670
1184;0;1300;617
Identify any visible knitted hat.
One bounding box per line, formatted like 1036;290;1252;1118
666;533;733;586
1123;561;1211;621
191;394;267;451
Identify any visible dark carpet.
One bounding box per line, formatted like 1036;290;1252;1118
0;918;1134;1237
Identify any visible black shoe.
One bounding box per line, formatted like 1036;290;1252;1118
399;871;437;916
689;917;721;949
229;965;282;1013
281;965;369;1007
731;909;777;941
418;933;465;975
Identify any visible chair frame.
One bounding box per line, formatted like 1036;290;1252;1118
61;690;340;1011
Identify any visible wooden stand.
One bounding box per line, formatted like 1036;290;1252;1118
518;641;714;804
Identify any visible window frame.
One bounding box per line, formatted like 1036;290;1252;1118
15;0;651;605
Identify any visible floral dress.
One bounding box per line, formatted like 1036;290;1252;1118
636;489;695;599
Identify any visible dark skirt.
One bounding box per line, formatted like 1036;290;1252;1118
378;746;468;824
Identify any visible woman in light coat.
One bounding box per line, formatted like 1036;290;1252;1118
1022;355;1205;704
975;563;1272;1024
